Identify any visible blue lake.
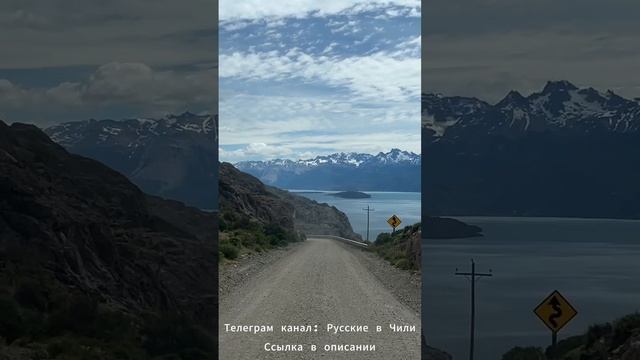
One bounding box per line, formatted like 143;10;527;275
422;217;640;360
291;190;421;241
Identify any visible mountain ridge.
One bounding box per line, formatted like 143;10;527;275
423;80;640;141
422;81;640;219
44;112;218;209
235;149;421;192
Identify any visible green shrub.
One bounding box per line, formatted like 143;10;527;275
502;346;545;360
548;334;585;359
142;313;215;358
586;322;611;347
611;313;640;348
394;258;413;270
219;243;239;260
375;233;393;245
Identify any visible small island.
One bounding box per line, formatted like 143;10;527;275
328;191;371;199
423;216;483;239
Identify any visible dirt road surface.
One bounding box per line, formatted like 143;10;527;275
219;237;420;359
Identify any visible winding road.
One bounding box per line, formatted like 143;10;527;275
219;237;420;359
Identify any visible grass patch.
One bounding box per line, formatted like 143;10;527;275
218;210;303;260
370;223;420;271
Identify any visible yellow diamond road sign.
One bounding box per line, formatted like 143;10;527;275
387;215;402;228
534;290;578;333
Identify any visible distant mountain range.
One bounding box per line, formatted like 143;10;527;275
235;149;421;192
45;112;218;209
423;80;640;218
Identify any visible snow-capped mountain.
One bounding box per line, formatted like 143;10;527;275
235;149;421;192
423;80;640;141
45;112;218;209
422;81;640;219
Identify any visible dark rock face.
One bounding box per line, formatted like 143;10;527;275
219;161;296;232
269;187;363;240
0;120;217;336
219;162;361;239
45;113;218;209
422;81;640;218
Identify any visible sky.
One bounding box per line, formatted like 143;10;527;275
0;0;217;127
423;0;640;103
218;0;421;162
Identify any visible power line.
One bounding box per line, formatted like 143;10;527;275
362;205;375;242
455;259;493;360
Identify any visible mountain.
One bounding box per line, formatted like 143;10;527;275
235;149;421;191
0;120;217;358
423;80;640;140
219;162;361;241
45;112;217;209
422;81;640;218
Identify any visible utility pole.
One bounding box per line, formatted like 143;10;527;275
455;259;492;360
362;205;375;242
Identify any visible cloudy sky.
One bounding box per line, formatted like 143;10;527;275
423;0;640;103
219;0;421;162
0;0;216;127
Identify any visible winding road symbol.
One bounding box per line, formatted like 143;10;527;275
534;290;577;332
547;296;563;328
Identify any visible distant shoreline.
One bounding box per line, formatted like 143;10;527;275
447;215;640;222
288;189;421;194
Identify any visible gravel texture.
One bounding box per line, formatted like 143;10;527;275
219;237;420;359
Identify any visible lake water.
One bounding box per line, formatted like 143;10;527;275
422;217;640;360
291;190;421;241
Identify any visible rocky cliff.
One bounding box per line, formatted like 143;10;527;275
219;162;361;240
0;120;217;359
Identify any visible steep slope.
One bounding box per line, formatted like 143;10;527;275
422;81;640;218
373;223;422;270
502;313;640;360
45;113;218;209
219;162;361;241
0;120;217;359
235;148;421;192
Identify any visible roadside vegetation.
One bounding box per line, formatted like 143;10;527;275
371;223;421;271
218;210;304;262
502;313;640;360
0;274;215;360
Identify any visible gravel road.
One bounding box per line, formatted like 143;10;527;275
219;237;420;359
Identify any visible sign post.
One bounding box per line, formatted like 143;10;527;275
534;290;578;358
363;205;375;242
387;214;402;234
455;259;492;360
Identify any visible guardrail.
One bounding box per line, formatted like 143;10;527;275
307;234;369;248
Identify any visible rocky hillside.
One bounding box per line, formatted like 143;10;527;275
236;148;420;192
45;113;218;209
422;81;640;218
219;162;360;241
372;223;422;271
502;313;640;360
0;120;217;359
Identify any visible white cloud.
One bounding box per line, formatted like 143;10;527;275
218;92;419;162
220;49;420;103
0;62;216;120
220;0;420;21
